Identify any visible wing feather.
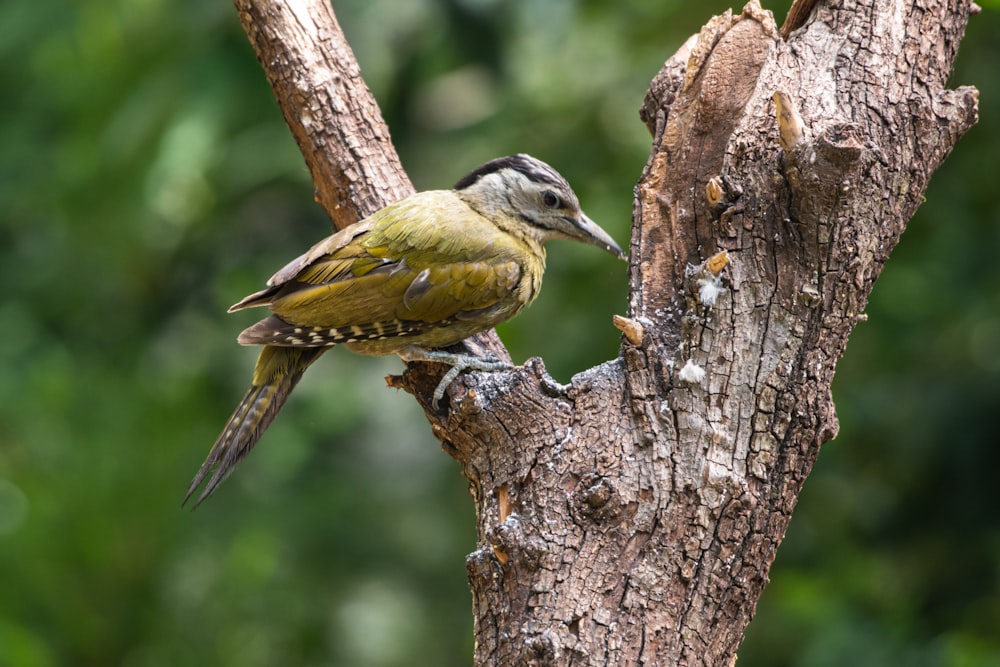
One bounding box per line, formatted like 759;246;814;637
266;221;375;286
231;191;535;348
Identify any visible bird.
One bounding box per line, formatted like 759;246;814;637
184;154;625;507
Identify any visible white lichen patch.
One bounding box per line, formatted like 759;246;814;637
697;274;725;307
678;359;706;384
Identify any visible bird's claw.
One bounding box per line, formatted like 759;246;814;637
430;354;512;408
398;347;512;409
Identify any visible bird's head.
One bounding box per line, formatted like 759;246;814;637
454;154;626;260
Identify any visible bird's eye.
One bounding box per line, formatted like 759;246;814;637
541;191;561;209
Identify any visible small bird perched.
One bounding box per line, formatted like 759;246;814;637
185;154;624;506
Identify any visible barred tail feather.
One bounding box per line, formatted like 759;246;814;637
184;347;324;508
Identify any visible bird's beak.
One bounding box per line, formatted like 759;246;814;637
568;213;627;261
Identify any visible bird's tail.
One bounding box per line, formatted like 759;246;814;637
184;346;325;508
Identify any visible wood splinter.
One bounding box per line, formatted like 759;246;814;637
613;315;645;346
706;176;725;207
706;250;730;276
774;90;805;153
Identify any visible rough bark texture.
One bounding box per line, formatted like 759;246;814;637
232;0;978;664
233;0;412;224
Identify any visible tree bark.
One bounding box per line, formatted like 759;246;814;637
232;0;978;664
233;0;411;224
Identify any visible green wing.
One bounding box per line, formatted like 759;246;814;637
234;191;532;348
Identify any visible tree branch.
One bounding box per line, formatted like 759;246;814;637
231;0;978;664
233;0;411;225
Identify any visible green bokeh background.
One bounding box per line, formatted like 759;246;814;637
1;1;997;665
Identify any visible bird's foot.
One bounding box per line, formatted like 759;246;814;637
397;346;514;408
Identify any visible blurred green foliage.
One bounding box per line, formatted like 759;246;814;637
0;0;996;665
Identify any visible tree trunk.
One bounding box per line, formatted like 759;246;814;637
231;0;978;664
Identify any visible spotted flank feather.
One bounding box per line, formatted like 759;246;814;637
237;314;432;347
